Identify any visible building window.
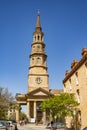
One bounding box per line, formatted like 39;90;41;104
43;57;45;64
77;111;81;125
37;57;40;63
10;109;12;112
32;58;34;64
32;46;35;51
33;46;35;48
38;35;40;40
77;89;80;103
6;112;8;115
37;45;40;49
64;83;66;92
85;62;87;78
69;78;72;91
75;72;79;86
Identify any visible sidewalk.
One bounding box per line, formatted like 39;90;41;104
17;123;50;130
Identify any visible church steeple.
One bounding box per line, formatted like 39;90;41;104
36;10;41;29
28;13;49;92
33;11;44;44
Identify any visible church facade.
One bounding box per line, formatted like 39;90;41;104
16;13;62;124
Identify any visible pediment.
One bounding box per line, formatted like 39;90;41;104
26;87;54;97
33;91;47;96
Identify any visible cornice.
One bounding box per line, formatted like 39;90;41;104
28;73;49;77
29;52;47;58
31;41;45;47
63;54;87;83
29;65;48;70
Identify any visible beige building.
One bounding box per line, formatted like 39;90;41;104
63;48;87;129
16;13;62;124
7;107;16;120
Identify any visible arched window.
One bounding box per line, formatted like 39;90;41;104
38;35;39;40
37;45;40;49
32;58;34;64
41;36;42;41
37;57;40;63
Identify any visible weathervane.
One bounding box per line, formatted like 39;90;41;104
38;9;40;15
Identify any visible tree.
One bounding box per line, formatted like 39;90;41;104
40;93;79;122
20;111;27;120
0;86;15;119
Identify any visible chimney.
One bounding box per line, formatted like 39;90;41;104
71;59;78;69
65;70;69;76
81;48;87;57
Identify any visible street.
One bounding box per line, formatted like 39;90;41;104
17;124;50;130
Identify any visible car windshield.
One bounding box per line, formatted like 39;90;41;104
0;121;5;126
0;120;9;127
0;122;3;127
0;121;6;128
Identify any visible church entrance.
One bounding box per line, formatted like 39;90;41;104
36;101;43;124
29;101;43;124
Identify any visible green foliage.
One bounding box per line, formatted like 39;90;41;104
0;86;15;119
40;93;79;120
8;113;16;120
20;111;27;120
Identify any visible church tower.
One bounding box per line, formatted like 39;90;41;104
16;12;54;124
28;12;49;92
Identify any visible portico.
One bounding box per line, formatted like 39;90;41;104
16;88;53;124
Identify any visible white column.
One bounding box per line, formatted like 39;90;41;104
16;104;20;124
43;111;46;124
27;101;30;119
34;101;37;119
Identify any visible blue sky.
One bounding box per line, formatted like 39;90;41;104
0;0;87;97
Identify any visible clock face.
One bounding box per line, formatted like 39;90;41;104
35;77;42;84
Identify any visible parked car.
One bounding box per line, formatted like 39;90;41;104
7;120;17;130
51;122;69;130
82;127;87;130
0;120;9;130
